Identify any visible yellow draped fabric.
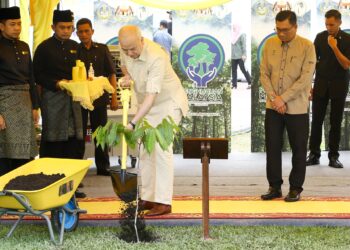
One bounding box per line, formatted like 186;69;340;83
59;77;116;111
19;0;30;44
130;0;231;10
30;0;59;51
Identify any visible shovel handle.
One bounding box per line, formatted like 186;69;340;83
117;78;133;170
120;169;126;184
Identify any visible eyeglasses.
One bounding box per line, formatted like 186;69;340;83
274;26;295;34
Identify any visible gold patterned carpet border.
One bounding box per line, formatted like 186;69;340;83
3;196;350;220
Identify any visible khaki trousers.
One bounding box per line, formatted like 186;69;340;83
140;107;182;205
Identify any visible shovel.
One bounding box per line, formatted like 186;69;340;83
110;78;138;203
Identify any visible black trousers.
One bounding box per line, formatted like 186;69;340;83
40;137;84;159
81;105;110;171
231;59;251;87
309;92;346;159
265;109;309;192
0;158;32;176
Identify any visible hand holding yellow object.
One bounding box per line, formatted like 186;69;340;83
117;77;134;171
118;76;133;88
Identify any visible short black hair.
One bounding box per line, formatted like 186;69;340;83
160;20;168;28
325;9;341;20
76;18;92;29
275;10;297;26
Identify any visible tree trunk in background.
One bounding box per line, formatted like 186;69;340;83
192;116;197;136
212;116;216;137
251;43;266;152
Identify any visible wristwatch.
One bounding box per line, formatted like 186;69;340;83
129;121;136;129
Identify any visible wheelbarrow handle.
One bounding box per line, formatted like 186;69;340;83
1;190;14;196
1;190;38;214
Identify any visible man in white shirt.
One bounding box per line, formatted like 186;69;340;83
119;25;188;216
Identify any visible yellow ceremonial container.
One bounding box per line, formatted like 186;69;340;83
72;60;87;81
72;67;79;81
78;61;87;81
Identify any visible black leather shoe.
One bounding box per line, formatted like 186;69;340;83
284;190;300;202
261;187;282;200
75;190;86;199
306;153;320;166
97;169;110;176
329;158;343;168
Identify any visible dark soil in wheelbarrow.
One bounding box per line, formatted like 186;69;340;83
4;173;65;191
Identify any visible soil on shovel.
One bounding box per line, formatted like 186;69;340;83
4;172;65;191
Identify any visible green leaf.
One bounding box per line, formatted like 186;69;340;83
124;130;136;149
91;116;181;155
155;129;168;151
131;126;145;144
162;118;174;146
142;119;153;130
97;131;106;150
92;126;101;145
116;124;125;134
144;128;156;154
103;120;113;132
157;122;170;147
167;116;181;134
107;123;118;146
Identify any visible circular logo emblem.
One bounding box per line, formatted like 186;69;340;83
178;34;224;88
106;36;119;45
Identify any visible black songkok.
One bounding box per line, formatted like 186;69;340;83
0;6;21;20
53;10;74;23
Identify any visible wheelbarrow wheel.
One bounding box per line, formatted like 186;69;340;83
51;198;80;232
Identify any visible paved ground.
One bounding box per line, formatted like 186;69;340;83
80;151;350;198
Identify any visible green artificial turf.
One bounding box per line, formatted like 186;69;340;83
0;224;350;250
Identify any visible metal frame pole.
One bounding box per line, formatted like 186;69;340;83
201;142;210;239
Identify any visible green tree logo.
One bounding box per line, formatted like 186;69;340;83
179;34;225;88
187;42;216;77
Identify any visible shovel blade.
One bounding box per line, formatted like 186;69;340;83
110;168;137;203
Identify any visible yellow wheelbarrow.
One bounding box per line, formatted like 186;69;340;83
0;158;92;245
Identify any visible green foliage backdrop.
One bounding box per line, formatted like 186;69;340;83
251;42;265;152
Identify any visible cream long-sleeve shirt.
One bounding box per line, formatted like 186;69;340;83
260;35;316;114
120;38;189;121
